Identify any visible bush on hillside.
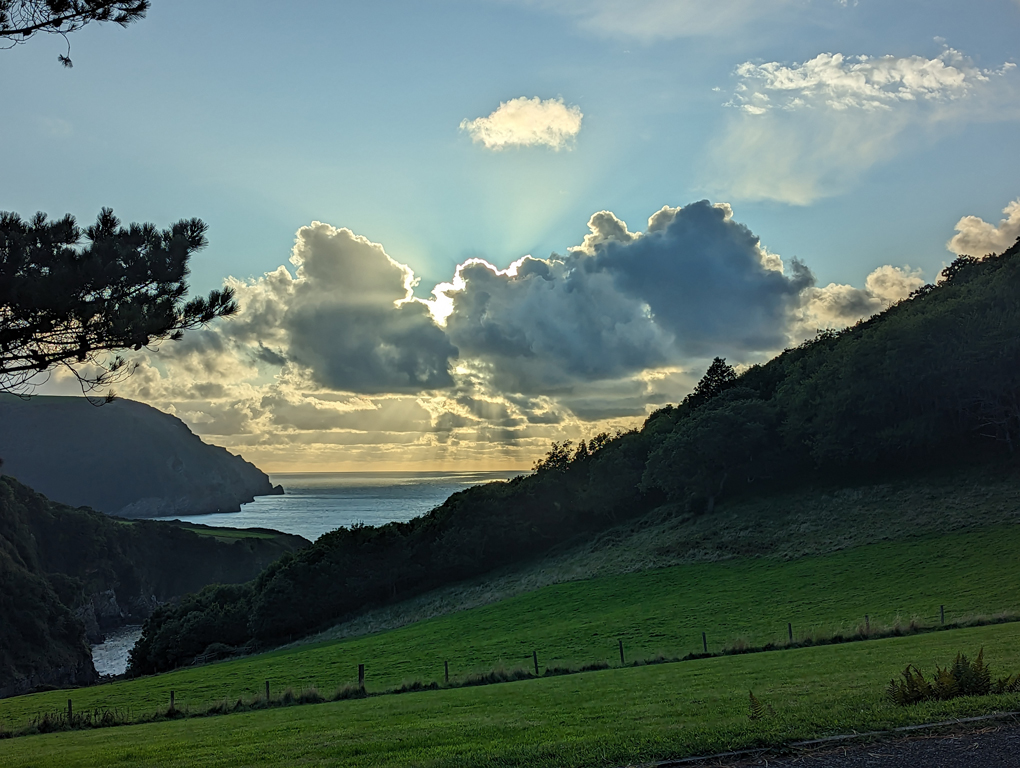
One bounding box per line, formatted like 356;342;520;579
886;648;1020;705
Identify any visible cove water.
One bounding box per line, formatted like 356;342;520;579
166;470;526;542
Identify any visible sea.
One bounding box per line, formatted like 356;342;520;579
167;470;527;542
91;470;526;675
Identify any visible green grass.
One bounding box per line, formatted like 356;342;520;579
174;525;280;541
4;623;1020;767
2;522;1020;729
304;467;1020;644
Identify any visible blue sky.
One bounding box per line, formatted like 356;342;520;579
6;0;1020;469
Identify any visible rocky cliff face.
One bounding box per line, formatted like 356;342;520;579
0;395;282;517
0;477;308;698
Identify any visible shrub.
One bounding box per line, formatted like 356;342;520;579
543;661;610;677
331;683;368;701
887;648;1005;705
460;665;534;687
393;680;439;694
297;687;325;704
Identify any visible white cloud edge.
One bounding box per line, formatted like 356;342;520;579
460;96;583;151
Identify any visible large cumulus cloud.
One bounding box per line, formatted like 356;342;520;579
589;201;814;354
107;201;928;467
230;222;458;394
436;201;812;394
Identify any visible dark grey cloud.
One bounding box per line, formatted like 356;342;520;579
589;201;814;356
223;222;457;395
442;254;673;394
286;300;456;394
438;201;813;394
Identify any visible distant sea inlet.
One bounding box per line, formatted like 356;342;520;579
164;470;526;542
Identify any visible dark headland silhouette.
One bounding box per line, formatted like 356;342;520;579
0;395;282;518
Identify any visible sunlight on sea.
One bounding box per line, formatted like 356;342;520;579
166;470;526;542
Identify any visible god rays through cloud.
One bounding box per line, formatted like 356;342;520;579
117;201;932;469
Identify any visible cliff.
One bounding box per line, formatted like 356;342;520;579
0;395;281;517
0;476;309;698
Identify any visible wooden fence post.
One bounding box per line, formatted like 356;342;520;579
940;605;945;625
619;639;625;665
265;680;270;701
444;660;450;684
170;690;175;711
533;650;539;676
67;699;72;724
358;664;365;689
865;615;870;634
702;632;707;654
788;623;793;643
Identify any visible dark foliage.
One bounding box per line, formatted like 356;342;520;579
131;239;1020;675
0;1;148;66
0;209;235;395
0;476;306;692
884;648;1020;705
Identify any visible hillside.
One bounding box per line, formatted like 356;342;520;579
302;463;1020;646
3;496;1020;750
129;240;1020;674
0;395;281;518
0;477;308;698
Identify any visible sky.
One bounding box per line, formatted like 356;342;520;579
4;0;1020;471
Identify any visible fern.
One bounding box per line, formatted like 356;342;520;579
748;690;774;720
993;674;1020;694
887;665;933;705
889;648;1013;706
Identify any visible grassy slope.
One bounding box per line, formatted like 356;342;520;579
305;466;1020;644
2;518;1020;728
4;623;1020;767
171;525;289;542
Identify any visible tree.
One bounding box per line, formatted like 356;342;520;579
0;0;148;66
688;357;737;405
0;208;236;396
642;392;775;514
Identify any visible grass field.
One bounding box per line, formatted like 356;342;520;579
2;521;1019;731
304;467;1020;645
174;525;282;541
3;622;1020;767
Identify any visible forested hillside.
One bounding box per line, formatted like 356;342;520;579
0;478;308;697
129;239;1020;676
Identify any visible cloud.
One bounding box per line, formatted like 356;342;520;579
260;394;433;433
230;222;458;394
460;96;583;151
434;201;812;394
109;203;928;468
709;49;1019;204
731;50;989;113
589;202;814;355
947;199;1020;256
436;255;673;394
512;0;793;40
792;264;925;337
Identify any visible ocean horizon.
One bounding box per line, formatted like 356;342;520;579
163;470;528;542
